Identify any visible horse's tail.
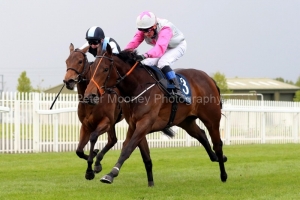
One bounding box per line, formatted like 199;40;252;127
161;128;175;138
211;78;223;109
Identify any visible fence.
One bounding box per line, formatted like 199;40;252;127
1;92;300;153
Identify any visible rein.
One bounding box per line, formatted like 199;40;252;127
91;52;164;103
90;53;112;95
91;53;139;96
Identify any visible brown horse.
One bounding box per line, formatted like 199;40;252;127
63;44;164;185
63;43;124;180
84;43;227;186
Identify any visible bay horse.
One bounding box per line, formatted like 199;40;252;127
84;43;227;186
64;44;168;184
63;43;124;180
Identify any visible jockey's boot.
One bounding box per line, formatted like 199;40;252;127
170;78;186;101
161;65;186;101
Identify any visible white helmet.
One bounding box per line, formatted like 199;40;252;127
136;11;157;29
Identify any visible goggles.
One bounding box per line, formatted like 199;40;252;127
138;27;154;33
88;40;100;45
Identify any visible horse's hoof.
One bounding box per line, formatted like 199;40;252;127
100;174;113;184
85;170;95;180
148;181;154;187
221;173;227;182
94;164;102;173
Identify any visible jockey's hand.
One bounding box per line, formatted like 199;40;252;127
136;54;146;62
123;48;134;52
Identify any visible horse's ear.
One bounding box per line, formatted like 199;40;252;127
106;43;112;55
69;43;74;53
82;45;89;53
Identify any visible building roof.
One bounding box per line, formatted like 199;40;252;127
226;78;300;90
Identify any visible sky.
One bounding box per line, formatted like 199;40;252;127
0;0;299;91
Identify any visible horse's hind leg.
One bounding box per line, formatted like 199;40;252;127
138;137;154;187
178;118;219;162
202;119;227;182
94;126;118;174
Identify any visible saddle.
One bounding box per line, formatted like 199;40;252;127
142;65;192;105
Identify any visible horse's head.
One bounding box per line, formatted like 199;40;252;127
83;42;115;105
84;42;140;105
63;43;89;90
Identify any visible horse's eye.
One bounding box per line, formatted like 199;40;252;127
104;68;109;72
79;60;83;64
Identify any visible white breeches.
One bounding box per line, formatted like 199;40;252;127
141;40;187;68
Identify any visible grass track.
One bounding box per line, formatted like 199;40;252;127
0;144;300;200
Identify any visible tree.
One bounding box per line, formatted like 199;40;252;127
293;91;300;102
286;80;294;85
275;77;285;82
274;77;294;85
211;71;232;95
295;76;300;87
17;71;32;92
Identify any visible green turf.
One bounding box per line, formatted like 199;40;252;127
0;144;300;200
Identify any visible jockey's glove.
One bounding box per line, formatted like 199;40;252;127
136;54;146;62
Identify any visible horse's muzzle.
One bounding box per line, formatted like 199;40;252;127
63;79;76;90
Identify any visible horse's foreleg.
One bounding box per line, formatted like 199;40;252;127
138;137;154;187
85;122;109;180
94;126;118;174
100;120;151;185
76;126;90;160
85;129;98;180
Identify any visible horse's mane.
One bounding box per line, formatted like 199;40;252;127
115;50;139;66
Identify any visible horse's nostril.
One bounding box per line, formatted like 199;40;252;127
64;79;76;90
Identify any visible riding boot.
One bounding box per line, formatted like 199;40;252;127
161;65;186;101
170;78;186;101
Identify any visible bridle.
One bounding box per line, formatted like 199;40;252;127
66;49;90;83
90;52;139;95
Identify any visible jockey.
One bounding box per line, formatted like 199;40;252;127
124;11;187;100
80;26;121;57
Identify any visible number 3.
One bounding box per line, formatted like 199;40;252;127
179;77;189;94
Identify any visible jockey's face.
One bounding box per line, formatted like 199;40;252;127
90;44;99;49
141;25;156;38
88;39;103;49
